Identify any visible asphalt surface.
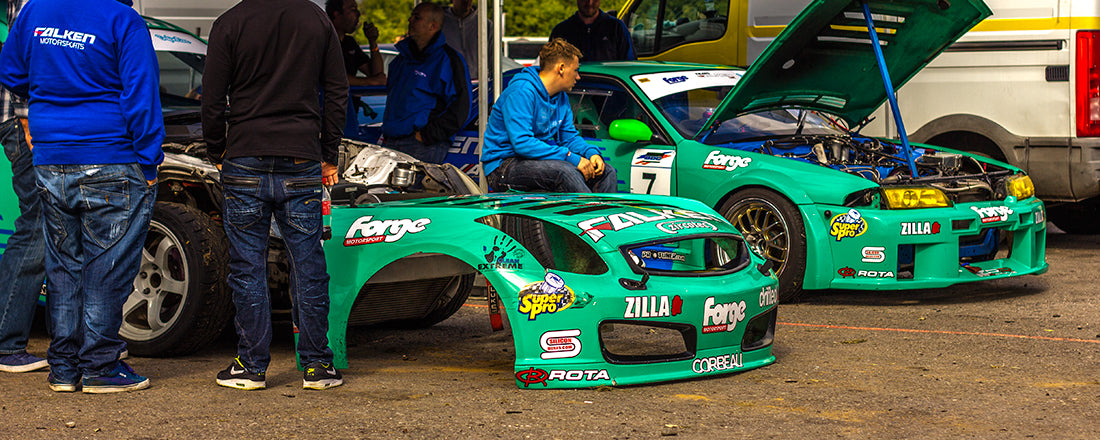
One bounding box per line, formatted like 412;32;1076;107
0;227;1097;439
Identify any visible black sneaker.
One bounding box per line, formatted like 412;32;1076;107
302;362;342;390
48;374;80;393
215;357;266;390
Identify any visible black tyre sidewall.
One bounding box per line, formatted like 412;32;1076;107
719;188;808;302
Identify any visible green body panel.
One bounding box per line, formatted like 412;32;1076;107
710;0;992;126
322;193;778;388
0;154;15;259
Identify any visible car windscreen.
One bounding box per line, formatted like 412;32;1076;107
150;30;206;109
621;234;750;277
632;70;742;139
701;108;849;145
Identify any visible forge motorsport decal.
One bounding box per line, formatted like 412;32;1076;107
702;151;752;171
480;236;525;271
971;206;1014;223
515;367;611;388
577;208;722;243
344;216;430;246
702;297;746;334
517;273;575;320
828;209;867;241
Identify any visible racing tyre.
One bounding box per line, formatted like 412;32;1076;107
719;189;807;302
121;202;232;357
1047;198;1100;235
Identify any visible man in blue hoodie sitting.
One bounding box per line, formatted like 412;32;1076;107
481;39;617;193
383;2;471;164
0;0;163;393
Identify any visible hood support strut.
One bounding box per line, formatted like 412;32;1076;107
861;1;919;178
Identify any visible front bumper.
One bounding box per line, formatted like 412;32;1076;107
810;196;1047;290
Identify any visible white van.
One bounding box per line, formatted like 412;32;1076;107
619;0;1100;233
131;0;325;37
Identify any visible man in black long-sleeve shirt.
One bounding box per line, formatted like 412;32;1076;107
201;0;348;391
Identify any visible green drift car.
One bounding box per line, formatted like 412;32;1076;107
566;0;1047;300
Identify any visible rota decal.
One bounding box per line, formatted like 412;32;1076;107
515;368;610;387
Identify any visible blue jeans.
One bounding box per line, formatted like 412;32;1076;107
221;156;333;373
488;158;619;193
0;119;45;355
36;163;155;381
385;135;450;164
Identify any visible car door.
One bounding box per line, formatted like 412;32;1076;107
567;76;675;195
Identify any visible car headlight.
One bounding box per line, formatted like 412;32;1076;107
882;187;951;209
1006;174;1035;200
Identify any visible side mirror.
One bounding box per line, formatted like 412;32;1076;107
609;119;654;143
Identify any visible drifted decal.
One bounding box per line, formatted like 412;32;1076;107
828;209;867;241
577;209;722;243
343;216;430;246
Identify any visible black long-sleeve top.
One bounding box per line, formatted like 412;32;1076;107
201;0;348;165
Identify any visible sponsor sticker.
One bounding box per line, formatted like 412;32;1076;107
577;208;722;243
759;285;778;308
702;297;746;334
656;220;718;234
702;151;752;171
343;216;430;246
964;265;1017;277
515;368;610;387
971;206;1014;223
829;209;867;241
624;295;682;318
900;221;940;236
517;273;575;320
540;330;581;360
638;249;686;262
861;246;886;263
663;75;688;84
838;267;894;278
479;236;525;271
692;352;744;374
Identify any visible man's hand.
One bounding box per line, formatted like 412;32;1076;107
17;117;32;150
147;179;157;186
576;157;597;180
589;154;607;176
363;22;379;44
215;163;222;171
322;162;340;186
414;131;423;143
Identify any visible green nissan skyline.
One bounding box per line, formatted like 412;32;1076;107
558;0;1046;300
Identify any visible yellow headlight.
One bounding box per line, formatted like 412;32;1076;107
882;187;951;209
1006;175;1035;200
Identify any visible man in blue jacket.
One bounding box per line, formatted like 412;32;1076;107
481;39;617;193
0;0;164;393
384;2;471;164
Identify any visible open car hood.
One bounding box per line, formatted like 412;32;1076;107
706;0;990;129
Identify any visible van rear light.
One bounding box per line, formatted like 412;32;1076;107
1076;31;1100;137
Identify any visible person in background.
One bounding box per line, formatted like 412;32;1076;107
202;0;347;391
441;0;490;81
0;0;48;376
383;2;471;164
0;0;164;393
480;39;617;193
326;0;385;86
550;0;635;62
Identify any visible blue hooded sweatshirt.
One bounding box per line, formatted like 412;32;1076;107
383;32;471;146
0;0;165;181
481;66;600;175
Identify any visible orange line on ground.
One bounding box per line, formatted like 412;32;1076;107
779;322;1100;344
462;303;488;309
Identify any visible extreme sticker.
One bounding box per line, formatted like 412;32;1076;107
479;236;525;271
517;273;575;320
829;209;867;241
344;216;430;246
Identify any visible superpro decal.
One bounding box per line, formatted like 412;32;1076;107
692;352;744;374
623;295;682;318
344;216;430;246
515;368;610;387
702;297;746;334
702;151;752;171
971;206;1014;223
539;330;581;360
577;209;722;243
517;273;575;320
479;236;525;271
829;209;867;241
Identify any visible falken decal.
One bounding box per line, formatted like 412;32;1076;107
344;216;430;246
829;209;867;241
577;209;721;243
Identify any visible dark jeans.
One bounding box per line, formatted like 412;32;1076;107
0;119;45;355
221;156;333;373
36;163;155;381
487;158;618;193
385;135;450;164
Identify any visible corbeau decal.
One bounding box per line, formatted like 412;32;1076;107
344;216;430;246
971;206;1014;223
479;236;525;271
517;273;575;320
515;368;611;387
861;246;886;263
702;151;752;171
759;285;778;308
656;220;718;234
829;209;867;241
539;330;581;360
624;295;683;318
702;297;746;334
692;352;744;374
900;221;940;236
577;209;721;243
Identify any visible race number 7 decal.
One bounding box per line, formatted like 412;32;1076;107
629;150;675;196
641;173;657;194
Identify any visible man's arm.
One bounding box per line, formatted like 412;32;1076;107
117;14;166;182
320;24;350;166
501;88;582;166
0;13;31;100
417;46;470;146
616;19;636;61
200;19;232;166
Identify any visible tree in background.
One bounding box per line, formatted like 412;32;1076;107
355;0;628;45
